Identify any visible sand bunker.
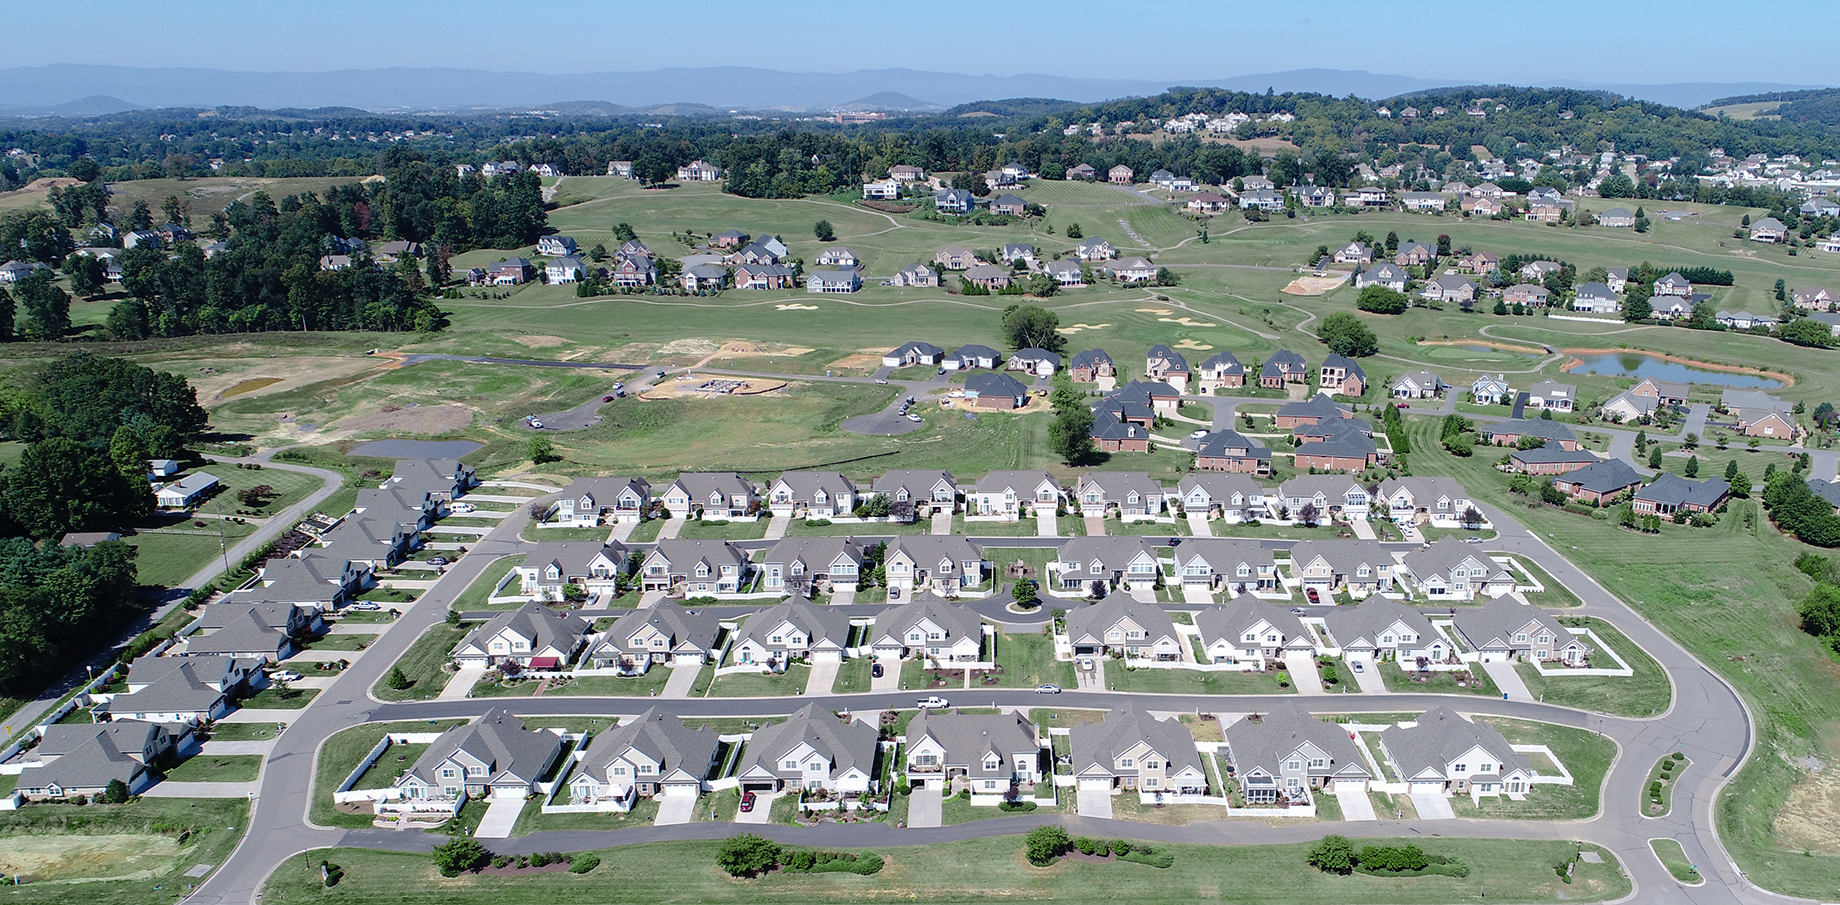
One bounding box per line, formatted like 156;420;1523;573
1159;316;1217;327
1136;307;1174;315
0;833;180;881
1172;339;1214;350
512;335;569;348
1282;276;1348;296
335;403;475;436
775;303;820;311
1057;323;1113;334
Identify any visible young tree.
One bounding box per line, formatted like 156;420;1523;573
431;838;491;876
1065;223;1082;238
1648;447;1663;469
386;666;411;690
813;220;834;242
716;834;781;877
101;778;130;804
1685;455;1700;478
1011;579;1039;608
527;436;558;464
1435;234;1451;256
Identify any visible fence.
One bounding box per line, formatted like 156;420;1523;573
1526;628;1633;677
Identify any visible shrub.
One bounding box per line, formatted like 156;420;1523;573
431;838;491;877
717;834;781;877
785;850;817;871
1119;847;1175;868
320;860;344;887
1073;836;1108;856
1025;825;1071;866
1306;835;1356;874
1111;839;1133;856
998;800;1037;812
569;853;601;874
1672;751;1685;761
529;851;550;867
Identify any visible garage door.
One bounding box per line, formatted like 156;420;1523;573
1077;777;1111;792
661;783;697;797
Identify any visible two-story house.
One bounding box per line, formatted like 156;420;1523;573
567;708;720;810
882;536;987;597
1379;707;1534;797
767;470;857;518
1374;477;1478;526
904;710;1043;794
393;708;566;802
1195;595;1314;668
1062;595;1182;660
870;598;985;662
660;473;757;519
731;600;852;665
758;537;864;598
554;476;652;526
1053;537;1165;595
638;539;751;594
1224;707;1371;802
1324;596;1444;664
1398;537;1514;601
869;470;958;521
1275;476;1370;523
968;470;1061;518
1145;345;1191;393
1287;540;1395;596
1196;351;1246;392
1173;539;1280;593
1453;599;1589;665
515;541;629;601
1069;704;1208;798
451;602;591;671
583;606;724;672
1073;471;1165;518
1175;473;1268;522
1193;429;1273;475
735;703;880;795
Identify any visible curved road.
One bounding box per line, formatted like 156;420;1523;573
183;474;1790;905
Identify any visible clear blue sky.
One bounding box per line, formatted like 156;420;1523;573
6;0;1828;86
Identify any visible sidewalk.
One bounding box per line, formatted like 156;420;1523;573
144;780;260;798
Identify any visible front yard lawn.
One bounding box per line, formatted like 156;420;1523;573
372;622;473;701
1513;617;1672;718
163;753;264;783
710;665;810;697
990;630;1076;688
1452;717;1617;821
1377;659;1499;696
1109;664;1297;695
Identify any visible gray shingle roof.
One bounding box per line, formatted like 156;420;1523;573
590;605;723;660
1223;707;1369;781
735;703;879;784
1194;594;1306;648
906;710;1040;781
1323;595;1433;649
1634;473;1728;509
1482;419;1576;444
1452;599;1574;653
1555;458;1642;494
1068;703;1203;779
457;602;589;659
403;707;562;788
576;707;720;786
1380;706;1529;782
1061;593;1178;643
736;600;852;651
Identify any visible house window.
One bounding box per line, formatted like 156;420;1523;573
1145;777;1159;788
638;764;654;774
1453;763;1467;773
440;769;455;779
1243;633;1257;643
1537;635;1551;644
1514;633;1528;643
1286;760;1300;771
784;759;799;770
984;758;1000;771
1309;759;1326;769
468;766;486;776
611;765;626;776
1145;760;1159;769
1119;758;1133;768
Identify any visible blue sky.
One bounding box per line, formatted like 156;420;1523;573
5;0;1828;87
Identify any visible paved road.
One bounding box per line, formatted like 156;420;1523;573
0;455;342;750
186;488;1790;905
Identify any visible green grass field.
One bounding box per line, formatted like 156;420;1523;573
0;797;250;905
1453;718;1616;820
372;623;472;702
261;837;1628;905
1513;617;1672;717
163;753;264;783
311;721;469;829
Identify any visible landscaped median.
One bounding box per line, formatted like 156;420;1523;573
263;836;1629;904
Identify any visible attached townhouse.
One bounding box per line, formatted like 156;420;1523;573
1195;595;1313;668
1062;594;1183;660
567;708;720;810
904;710;1044;793
1073;471;1165;518
882;535;987;597
1223;707;1371;802
1274;475;1370;524
735;703;881;795
1174;539;1280;593
968;470;1061;518
1069;704;1208;797
451;602;591;671
870;598;985;662
1287;540;1396;596
1053;537;1165;595
515;541;630;601
1379;707;1534;797
758;537;864;598
767;470;857;518
1174;473;1268;522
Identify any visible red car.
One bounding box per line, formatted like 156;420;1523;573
1306;588;1320;604
739;791;757;812
602;395;616;402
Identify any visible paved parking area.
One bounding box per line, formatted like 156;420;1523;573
1336;786;1376;820
655;794;696;825
736;792;777;824
476;798;527;837
1349;659;1388;694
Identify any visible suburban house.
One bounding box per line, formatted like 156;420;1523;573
1069;348;1115;382
806;268;861;294
1006;348;1060;378
1629;378;1691;406
731;600;852;665
734;704;879;795
862;179;902;199
1525;380;1576;413
1375;477;1478;525
1503;284;1551;306
1632;474;1730;516
1471;374;1512;405
1175;473;1268;522
584;606;723;672
946;344;1002;371
870;470;958;520
1259;350;1308;388
1333;242;1374;265
734;262;794;289
1598;208;1636;227
1573;282;1620;313
1324;596;1445;663
155;472;219;509
1223;707;1371;803
1392;370;1444;399
1063;594;1182;660
1463;195;1503;215
1655;272;1693;297
1188;192;1231;213
890;165;926;181
1398;537;1514;601
1104;379;1181;413
1317;353;1367;396
537;235;578;256
1089;411;1151;453
660;473;757;519
1723;389;1797;439
1175;541;1280;593
1276;475;1370;523
757;537;864;597
1066;163;1098;180
882;341;946;368
677;160;722;181
515;541;629;602
934;190;977;215
1001;243;1037;264
1077;237;1119;261
969;470;1061;518
1239;189;1286;210
1144;345;1190;392
1791;286;1837;310
103;654;250;724
567;708;720;810
1053;537;1164;595
17;722;183;800
451;602;591;671
1453;599;1588;664
638;539;752;594
1458;251;1500;274
554;476;652;526
891;263;939;287
1196;351;1245;391
1069;704;1209;797
1551;458;1643;505
1195;595;1312;667
1274;394;1347;429
1379;707;1534;797
1288;540;1396;596
1194;429;1273;475
182;601;319;661
735;235;787;264
990;194;1028;216
870;598;985;662
1294;184;1336;208
1044;258;1085;286
1108;164;1135;184
883;536;987;596
1422;274;1478;305
1511;443;1601;475
1480;419;1578;450
1112;257;1158;282
1355;262;1408;292
1073;471;1166;517
1402;191;1448;211
1749;217;1788;243
487;258;532;284
392;708;565;802
1602;390;1660;423
904;710;1043;794
767;471;857;518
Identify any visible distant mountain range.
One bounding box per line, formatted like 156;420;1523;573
0;64;1824;116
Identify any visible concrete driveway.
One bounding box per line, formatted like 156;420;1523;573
1187;512;1213;537
1036;510;1058;537
661;664;703;698
655;794;697;825
871;652;903;693
1182;583;1215;605
475;798;527;837
907;787;944;827
1409;792;1456;820
806;659;842;695
1482;659;1533;701
1348;659;1388;694
1076;786;1114;818
736;792;777;824
1336;786;1376;820
437;666;488;701
1284;651;1325;695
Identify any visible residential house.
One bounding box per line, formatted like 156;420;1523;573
451;603;591;670
1223;707;1371;802
1077;237;1119;261
1089;411;1152;453
1572;282;1620;313
660;473;756;519
1108;164;1135;184
815;246;859;268
610;254;656;287
1552;458;1643;504
1273;394;1347;430
890;262;939;287
1043;258;1085;286
1007;348;1059;378
1317;353;1367;397
1601;390;1659;423
1145;345;1191;392
731;600;852;665
1175;541;1280;593
1526;380;1576;413
1375;477;1477;525
1194;429;1273;475
1175;473;1268;522
1356;262;1409;292
486;257;532;284
904;710;1043;793
1061;593;1182;659
1510;443;1600;475
934;245;978;270
1195;595;1311;666
1293;184;1336;208
1453;600;1588;664
1398;537;1514;601
1481;419;1578;450
1716;310;1778;330
862;178;903;199
1104;379;1180;413
1401;191;1447;211
318;254;354;272
537;235;579;257
870;470;958;520
757;537;864;598
1066;163;1098;180
1723;389;1797;439
934;189;977;215
736;236;787;265
1633;474;1730;515
990;194;1028;216
1288;540;1396;596
890;164;926;181
1001;243;1037;265
183;601;318;661
393;708;566;802
1070;349;1114;382
1379;707;1533;797
606;161;634;178
946;344;1002;371
1196;351;1245;392
881;341;946;368
1275;475;1370;523
806;268;861;294
555;477;652;527
1422;274;1478;305
962;370;1032;411
1791;286;1837;310
1461;195;1503;216
1111;257;1157;282
1239;189;1286;211
1394;242;1436;267
1259;350;1309;388
567;708;720;809
1392;370;1444;399
544;256;585;284
1324;596;1444;663
1333;242;1374;265
1188;192;1231;213
882;535;987;597
1598;207;1636;227
638;539;751;594
1629;378;1691;406
735;704;880;794
1070;705;1208;796
871;598;985;662
969;470;1061;518
155;472;219;509
103;655;250;724
1503;284;1551;306
584;607;723;671
1471;374;1512;405
1655;272;1693;297
1606;267;1629;292
1073;471;1166;517
18;722;182;800
677;160;722;181
767;471;857;518
1750;217;1788;243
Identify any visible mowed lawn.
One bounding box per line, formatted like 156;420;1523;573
0;797;250;905
262;837;1629;905
1455;718;1618;821
372;622;473;702
1514;617;1673;717
311;720;468;829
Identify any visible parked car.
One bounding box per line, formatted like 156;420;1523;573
875;378;888;384
1078;657;1095;671
602;395;616;402
427;556;449;566
1034;684;1061;694
1290;607;1305;615
1351;661;1364;673
739;791;757;812
451;502;475;513
916;696;950;710
530;420;543;429
656;370;666;378
1464;536;1483;544
871;662;885;679
271;670;303;682
612;383;623;390
906;413;923;422
1305;588;1320;604
1190;429;1209;439
350;601;381;611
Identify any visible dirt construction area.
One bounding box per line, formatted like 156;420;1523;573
331;403;476;436
641;377;789;399
1281;275;1350;296
1776;758;1840;855
0;832;181;881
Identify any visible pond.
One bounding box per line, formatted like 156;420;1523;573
1565;353;1783;388
348;439;483;458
